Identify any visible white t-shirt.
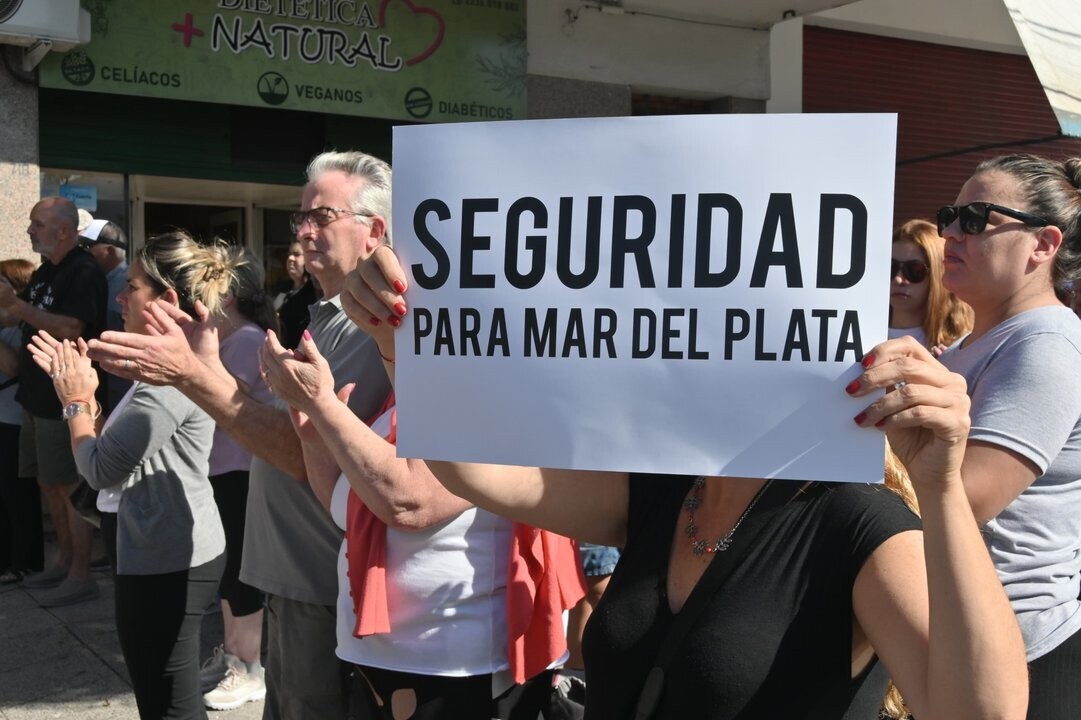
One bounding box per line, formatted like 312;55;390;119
330;409;513;676
887;325;928;348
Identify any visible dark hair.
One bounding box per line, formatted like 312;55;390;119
975;154;1081;287
230;249;279;333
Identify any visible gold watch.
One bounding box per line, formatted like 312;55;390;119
61;401;98;422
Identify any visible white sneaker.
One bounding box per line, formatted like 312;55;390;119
203;656;266;711
199;645;229;694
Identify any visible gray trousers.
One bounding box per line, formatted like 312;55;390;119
263;593;349;720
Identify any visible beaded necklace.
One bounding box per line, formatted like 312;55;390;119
683;477;774;556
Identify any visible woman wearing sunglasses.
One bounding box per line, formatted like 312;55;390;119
936;153;1081;719
888;219;972;351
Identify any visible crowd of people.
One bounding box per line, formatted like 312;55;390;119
0;148;1079;720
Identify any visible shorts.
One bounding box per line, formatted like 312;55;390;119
209;471;264;616
18;411;79;487
578;542;622;577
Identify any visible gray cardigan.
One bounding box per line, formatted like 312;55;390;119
75;383;224;575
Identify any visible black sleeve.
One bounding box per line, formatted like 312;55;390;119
51;261;107;336
828;484;922;585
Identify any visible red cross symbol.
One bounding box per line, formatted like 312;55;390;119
171;13;204;48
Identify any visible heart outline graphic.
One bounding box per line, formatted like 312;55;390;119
378;0;446;67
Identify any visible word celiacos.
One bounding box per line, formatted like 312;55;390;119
411;193;867;291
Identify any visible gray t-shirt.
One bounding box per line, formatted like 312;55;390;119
74;382;225;575
941;305;1081;660
240;294;391;605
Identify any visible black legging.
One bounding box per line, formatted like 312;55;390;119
1027;623;1081;720
115;554;225;720
0;422;43;573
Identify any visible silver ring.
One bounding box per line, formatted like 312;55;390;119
49;371;60;380
124;359;133;370
893;380;907;391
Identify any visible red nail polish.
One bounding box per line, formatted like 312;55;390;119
845;379;861;394
874;419;886;428
853;411;867;425
388;316;401;328
392;280;406;293
302;329;312;342
369;316;381;327
861;353;876;369
394;302;407;317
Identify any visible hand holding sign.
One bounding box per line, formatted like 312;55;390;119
342;245;408;364
847;336;970;493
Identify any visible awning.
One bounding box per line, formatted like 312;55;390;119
1004;0;1081;137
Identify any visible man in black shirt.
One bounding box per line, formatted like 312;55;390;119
0;197;107;606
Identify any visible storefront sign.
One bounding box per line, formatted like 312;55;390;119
40;0;525;123
392;114;897;483
59;184;98;211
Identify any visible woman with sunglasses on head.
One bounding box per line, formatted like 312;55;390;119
934;153;1081;719
28;232;237;720
888;219;972;350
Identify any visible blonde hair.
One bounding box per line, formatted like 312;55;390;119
892;219;973;347
880;443;919;719
136;232;239;318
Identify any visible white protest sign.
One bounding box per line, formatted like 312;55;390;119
392;113;896;482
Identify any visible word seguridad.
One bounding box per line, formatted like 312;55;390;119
409;192;868;290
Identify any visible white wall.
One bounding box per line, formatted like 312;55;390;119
527;2;770;100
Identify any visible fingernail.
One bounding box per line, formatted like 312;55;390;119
388;316;401;328
861;353;876;369
369;316;381;327
853;411;868;425
874;419;886;428
393;302;407;317
392;280;406;293
302;330;312;342
845;379;861;394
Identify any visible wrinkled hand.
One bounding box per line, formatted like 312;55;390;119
847;336;971;490
341;244;406;361
87;300;204;386
28;331;99;405
260;329;335;415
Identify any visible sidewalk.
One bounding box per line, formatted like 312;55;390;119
0;539;264;719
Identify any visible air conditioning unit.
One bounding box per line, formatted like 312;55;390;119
0;0;91;51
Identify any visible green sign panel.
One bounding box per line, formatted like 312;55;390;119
40;0;526;122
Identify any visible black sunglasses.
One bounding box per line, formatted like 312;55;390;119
936;202;1050;236
289;206;372;234
891;259;929;284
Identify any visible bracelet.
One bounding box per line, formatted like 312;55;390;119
379;350;395;364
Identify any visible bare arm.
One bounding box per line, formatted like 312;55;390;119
87;300;306;479
849;337;1027;720
6;298;85;340
959;441;1039;524
264;330;470;530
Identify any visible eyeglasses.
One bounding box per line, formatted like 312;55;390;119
936;202;1050;236
288;206;372;234
891;259;929;284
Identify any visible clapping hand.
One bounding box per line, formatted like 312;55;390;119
28;331;99;406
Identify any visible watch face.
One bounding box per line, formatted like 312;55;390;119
63;403;86;420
